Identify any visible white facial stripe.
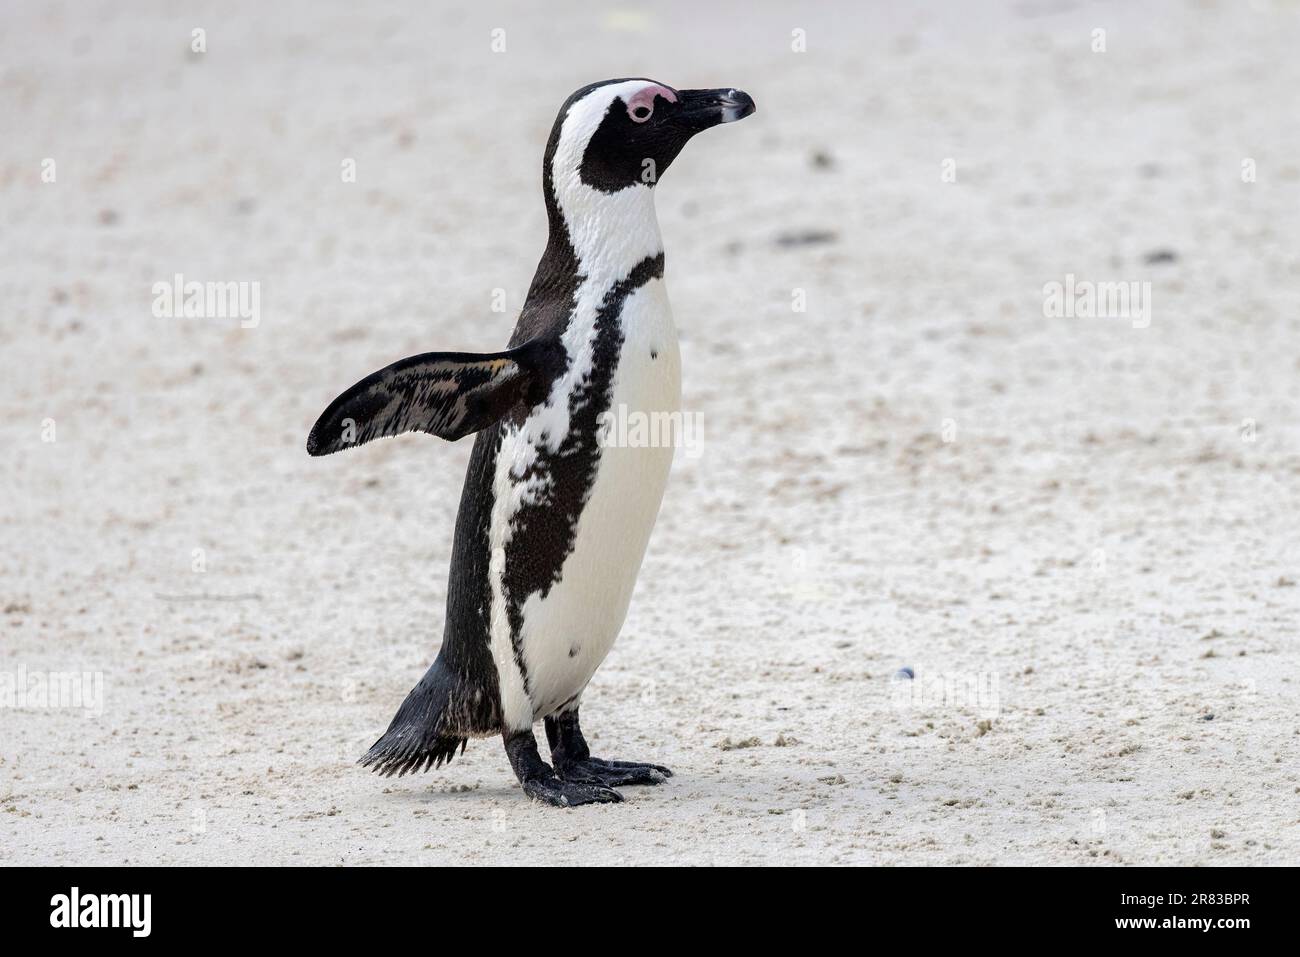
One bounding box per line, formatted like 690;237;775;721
550;80;666;278
552;81;658;176
525;80;668;456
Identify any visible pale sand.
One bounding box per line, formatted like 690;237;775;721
2;0;1298;865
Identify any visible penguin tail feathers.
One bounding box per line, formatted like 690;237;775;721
358;659;477;778
359;730;467;778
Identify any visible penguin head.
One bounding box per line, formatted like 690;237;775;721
546;78;756;198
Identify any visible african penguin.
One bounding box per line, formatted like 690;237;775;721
307;79;756;806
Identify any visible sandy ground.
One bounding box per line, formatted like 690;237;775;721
3;0;1299;866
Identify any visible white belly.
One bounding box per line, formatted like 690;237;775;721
522;278;680;719
503;277;680;724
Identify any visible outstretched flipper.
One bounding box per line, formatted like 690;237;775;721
306;340;560;455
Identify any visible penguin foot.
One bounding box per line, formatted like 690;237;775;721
556;757;673;787
543;709;673;788
521;774;624;808
504;726;624;807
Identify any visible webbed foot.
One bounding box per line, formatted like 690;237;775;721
504;727;625;807
555;756;672;787
544;709;673;789
521;773;624;807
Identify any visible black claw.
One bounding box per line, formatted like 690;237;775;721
557;758;673;788
590;757;674;778
522;775;623;807
540;711;673;793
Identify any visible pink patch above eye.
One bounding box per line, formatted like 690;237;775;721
626;83;677;121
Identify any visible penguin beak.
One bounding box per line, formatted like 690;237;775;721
674;88;756;133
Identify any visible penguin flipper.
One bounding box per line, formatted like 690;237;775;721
307;344;551;455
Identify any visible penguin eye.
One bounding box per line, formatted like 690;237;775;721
628;103;653;123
